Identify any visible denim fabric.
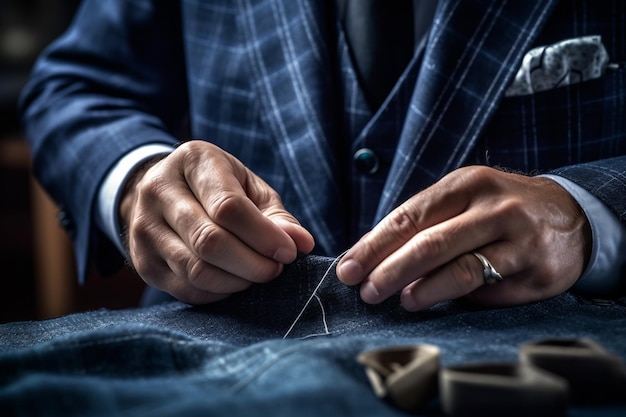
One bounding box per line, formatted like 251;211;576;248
1;255;626;417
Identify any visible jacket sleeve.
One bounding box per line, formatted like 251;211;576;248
550;157;626;227
548;158;626;294
19;0;189;283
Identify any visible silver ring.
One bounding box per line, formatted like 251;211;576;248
472;252;503;285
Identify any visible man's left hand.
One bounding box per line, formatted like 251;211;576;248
336;166;592;310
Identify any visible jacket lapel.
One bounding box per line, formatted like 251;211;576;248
376;0;558;221
237;0;343;253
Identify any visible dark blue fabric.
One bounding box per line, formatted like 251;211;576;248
1;256;626;417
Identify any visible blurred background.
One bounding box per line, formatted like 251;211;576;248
0;0;144;324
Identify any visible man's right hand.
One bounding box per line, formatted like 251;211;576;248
119;140;315;304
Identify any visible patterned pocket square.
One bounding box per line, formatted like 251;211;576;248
505;35;615;97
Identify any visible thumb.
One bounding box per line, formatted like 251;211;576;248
267;212;315;256
243;167;315;256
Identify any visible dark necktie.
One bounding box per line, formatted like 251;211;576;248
340;0;415;110
339;0;438;110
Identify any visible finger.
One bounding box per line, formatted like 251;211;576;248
157;263;233;305
141;259;232;305
158;232;254;294
465;266;551;308
398;252;498;311
357;208;503;304
337;172;475;286
154;193;284;283
138;159;285;282
400;247;528;311
251;186;315;254
269;215;315;255
173;288;231;306
129;223;251;303
202;190;298;263
181;145;300;264
129;233;232;304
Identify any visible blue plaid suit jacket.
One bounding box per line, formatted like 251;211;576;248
21;0;626;282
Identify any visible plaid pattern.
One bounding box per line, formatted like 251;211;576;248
21;0;626;282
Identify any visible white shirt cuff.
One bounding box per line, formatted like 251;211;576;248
96;144;174;258
543;174;626;295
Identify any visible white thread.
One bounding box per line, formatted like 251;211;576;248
313;294;329;335
282;251;348;339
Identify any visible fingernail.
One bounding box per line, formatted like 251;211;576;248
401;288;419;312
337;259;363;284
273;247;294;264
361;281;380;303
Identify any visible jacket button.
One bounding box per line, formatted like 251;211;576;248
353;148;380;174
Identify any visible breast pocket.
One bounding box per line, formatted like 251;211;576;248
474;68;626;173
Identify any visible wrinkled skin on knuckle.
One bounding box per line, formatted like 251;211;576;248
189;222;221;257
242;171;271;199
384;206;421;242
208;192;244;225
412;229;448;261
168;244;190;273
177;140;206;166
137;167;172;207
186;256;212;289
180;140;243;184
128;210;158;251
257;189;286;216
124;169;170;245
128;219;170;281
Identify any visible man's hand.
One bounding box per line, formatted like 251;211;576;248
337;166;592;310
120;140;315;304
